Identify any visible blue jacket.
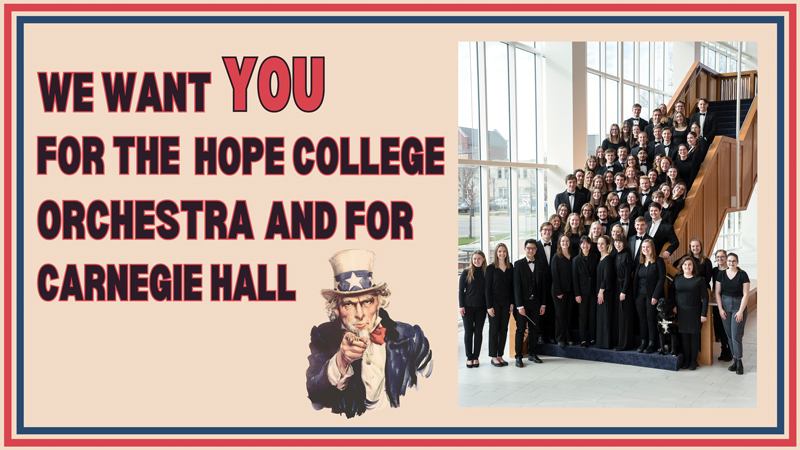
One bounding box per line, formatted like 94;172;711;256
306;309;432;418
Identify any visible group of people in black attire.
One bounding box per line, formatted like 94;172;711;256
459;99;752;373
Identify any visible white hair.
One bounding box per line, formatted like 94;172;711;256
323;287;392;322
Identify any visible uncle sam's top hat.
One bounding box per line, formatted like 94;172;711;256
320;249;387;299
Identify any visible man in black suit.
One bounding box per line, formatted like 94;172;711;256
611;172;628;200
632;132;655;167
655;127;675;160
645;203;679;259
513;239;546;367
638;176;654;211
690;97;718;148
574;169;591;199
628;216;651;263
597;148;623;178
625;103;649;131
645;109;664;143
596;205;611;235
613;203;636;239
535;223;556;344
554;174;587;215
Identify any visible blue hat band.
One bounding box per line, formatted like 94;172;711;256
334;270;374;292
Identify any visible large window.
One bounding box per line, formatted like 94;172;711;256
458;42;547;273
586;42;675;157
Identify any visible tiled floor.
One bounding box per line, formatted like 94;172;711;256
458;310;757;408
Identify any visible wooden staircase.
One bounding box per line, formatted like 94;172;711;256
665;63;758;365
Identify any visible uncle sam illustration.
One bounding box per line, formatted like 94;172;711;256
306;249;432;418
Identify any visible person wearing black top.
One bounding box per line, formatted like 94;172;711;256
711;250;733;362
513;239;547;367
554;174;588;215
551;234;575;348
633;239;666;354
628;216;651;262
673;144;701;190
690;98;718;147
459;250;487;368
485;244;513;367
670;256;710;370
625;103;649;132
595;235;616;349
646;203;680;259
573;236;600;348
672;238;713;287
535;223;557;344
564;213;585;258
601;124;626;154
714;253;752;375
626;191;644;222
613;236;635;350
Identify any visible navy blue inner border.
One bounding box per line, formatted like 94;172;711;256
15;15;784;436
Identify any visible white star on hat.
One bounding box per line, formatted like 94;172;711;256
344;272;363;291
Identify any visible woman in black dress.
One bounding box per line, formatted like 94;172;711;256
633;239;666;353
711;249;733;362
602;123;624;152
459;250;487;368
485;243;513;367
670;256;709;370
665;165;683;190
715;252;752;375
626;191;644;221
613;236;635;350
573;236;600;348
690;122;709;160
564;213;585;258
674;144;701;189
686;131;704;164
595;235;616;349
621;121;635;149
671;182;687;216
671;111;690;148
552;234;574;347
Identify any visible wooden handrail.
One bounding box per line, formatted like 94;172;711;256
663;92;757;276
739;95;758;140
666;62;755;118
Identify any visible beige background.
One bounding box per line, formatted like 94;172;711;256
1;4;789;442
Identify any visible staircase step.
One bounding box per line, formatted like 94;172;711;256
536;342;685;371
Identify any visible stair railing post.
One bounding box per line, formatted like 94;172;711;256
735;41;742;209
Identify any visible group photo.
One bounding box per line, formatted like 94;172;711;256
458;40;758;408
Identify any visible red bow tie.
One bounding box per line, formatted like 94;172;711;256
370;326;386;345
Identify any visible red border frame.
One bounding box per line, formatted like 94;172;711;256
3;3;796;447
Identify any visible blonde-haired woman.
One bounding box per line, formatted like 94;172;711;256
459;250;487;368
485;244;513;367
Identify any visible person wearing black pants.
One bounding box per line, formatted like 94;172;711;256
535;222;557;344
572;235;600;348
711;250;733;361
485;243;514;367
633;239;666;353
671;256;710;370
551;234;575;348
613;236;635;350
513;239;546;367
459;250;487;368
